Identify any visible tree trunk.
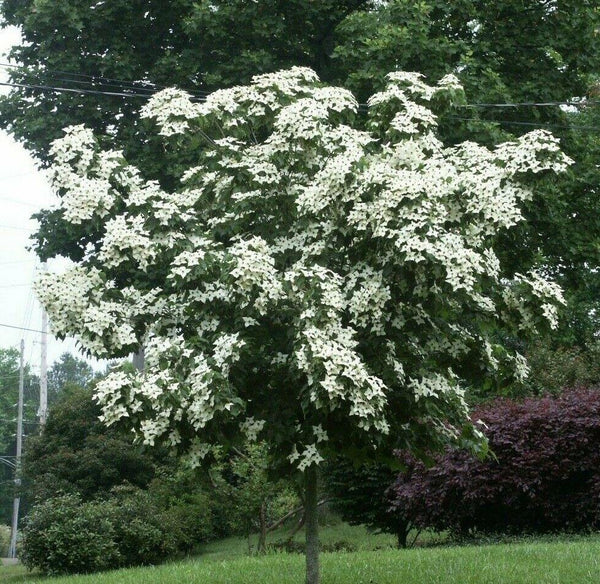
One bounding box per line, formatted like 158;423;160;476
258;501;267;553
305;465;319;584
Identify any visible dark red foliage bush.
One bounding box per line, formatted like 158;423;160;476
390;388;600;535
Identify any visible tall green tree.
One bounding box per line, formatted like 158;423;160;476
2;0;599;349
22;387;159;504
0;0;373;163
47;352;94;404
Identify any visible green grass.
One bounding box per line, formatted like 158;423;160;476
198;521;403;561
3;526;600;583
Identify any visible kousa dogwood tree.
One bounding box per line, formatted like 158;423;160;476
35;68;570;584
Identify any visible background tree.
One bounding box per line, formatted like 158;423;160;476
46;352;95;405
3;0;599;352
23;386;158;504
33;68;569;582
209;442;299;553
324;460;410;548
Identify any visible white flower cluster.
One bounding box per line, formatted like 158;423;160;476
37;67;571;471
346;266;391;334
229;237;283;313
240;417;265;441
296;324;389;434
140;88;202;136
288;443;324;471
213;333;246;376
49;125;95;169
409;373;463;403
99;214;155;269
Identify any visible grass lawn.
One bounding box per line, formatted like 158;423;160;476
3;525;600;584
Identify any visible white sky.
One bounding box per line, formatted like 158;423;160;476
0;26;102;371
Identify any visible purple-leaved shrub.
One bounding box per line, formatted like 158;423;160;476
391;388;600;535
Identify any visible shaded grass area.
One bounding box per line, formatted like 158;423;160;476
198;521;405;561
3;535;600;584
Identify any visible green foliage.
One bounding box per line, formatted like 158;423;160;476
0;348;39;524
22;386;158;503
0;524;10;556
0;348;39;453
20;493;120;575
0;0;373;165
208;443;300;548
47;352;95;403
324;459;410;547
146;467;220;546
102;486;179;567
525;341;600;395
20;488;193;575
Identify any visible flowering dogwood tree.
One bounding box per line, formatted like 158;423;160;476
35;68;569;583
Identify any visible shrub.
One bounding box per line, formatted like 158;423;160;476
390;388;600;536
0;524;11;556
525;342;600;395
21;494;120;575
23;388;159;504
104;486;179;567
21;487;198;575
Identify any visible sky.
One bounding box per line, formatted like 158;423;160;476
0;26;102;371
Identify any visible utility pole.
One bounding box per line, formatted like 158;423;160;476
39;264;48;426
8;339;24;559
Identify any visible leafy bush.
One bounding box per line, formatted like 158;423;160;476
21;486;208;575
390;388;600;536
0;524;11;556
525;342;600;395
104;486;179;567
23;387;159;504
21;494;119;575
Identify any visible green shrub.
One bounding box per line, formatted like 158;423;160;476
21;488;197;575
21;494;120;575
105;486;179;567
0;524;11;556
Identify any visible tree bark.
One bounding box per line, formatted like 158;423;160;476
305;465;319;584
258;501;267;553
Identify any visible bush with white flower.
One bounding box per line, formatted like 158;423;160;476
35;67;569;581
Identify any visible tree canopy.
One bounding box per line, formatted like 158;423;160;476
32;68;570;582
34;68;570;469
3;0;599;351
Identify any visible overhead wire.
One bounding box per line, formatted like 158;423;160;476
0;323;44;334
3;63;598;107
446;116;600;132
0;61;211;96
1;70;599;110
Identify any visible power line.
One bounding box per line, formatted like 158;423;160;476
0;196;44;208
462;100;596;109
0;224;35;232
0;80;157;100
2;73;599;111
0;172;39;181
447;116;600;132
0;260;35;266
0;61;210;97
0;323;44;334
